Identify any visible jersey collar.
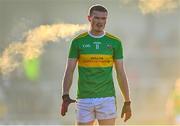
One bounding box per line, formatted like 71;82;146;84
88;31;105;38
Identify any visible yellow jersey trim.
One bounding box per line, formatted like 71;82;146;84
74;32;88;40
105;32;121;41
78;54;113;67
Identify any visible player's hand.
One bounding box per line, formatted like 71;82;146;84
61;94;76;116
121;101;132;122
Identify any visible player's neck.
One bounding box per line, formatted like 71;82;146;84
89;30;105;37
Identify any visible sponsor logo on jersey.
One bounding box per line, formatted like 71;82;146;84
79;54;113;67
82;44;91;48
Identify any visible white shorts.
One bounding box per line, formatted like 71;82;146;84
76;96;117;123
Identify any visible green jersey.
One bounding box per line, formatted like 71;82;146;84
68;32;123;98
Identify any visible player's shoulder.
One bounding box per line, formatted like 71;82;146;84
105;32;121;42
73;32;88;41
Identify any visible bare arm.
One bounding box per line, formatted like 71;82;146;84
114;59;130;102
62;58;77;95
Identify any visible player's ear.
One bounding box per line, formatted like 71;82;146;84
87;15;92;22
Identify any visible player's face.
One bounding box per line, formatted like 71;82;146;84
88;11;107;33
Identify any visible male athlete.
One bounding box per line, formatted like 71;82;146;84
61;5;132;125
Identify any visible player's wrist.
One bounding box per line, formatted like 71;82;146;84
124;101;131;106
62;94;70;100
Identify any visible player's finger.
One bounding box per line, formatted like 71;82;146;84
61;102;68;116
61;110;65;116
124;114;128;122
121;111;124;118
64;102;68;112
124;112;131;122
61;104;66;116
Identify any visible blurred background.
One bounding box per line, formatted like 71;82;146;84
0;0;180;125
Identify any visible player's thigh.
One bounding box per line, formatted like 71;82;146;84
77;120;95;125
98;118;116;125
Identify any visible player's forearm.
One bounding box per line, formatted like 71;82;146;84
62;69;74;95
62;59;77;95
117;70;130;102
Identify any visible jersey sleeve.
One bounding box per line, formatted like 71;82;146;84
68;39;79;59
113;40;123;59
